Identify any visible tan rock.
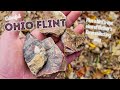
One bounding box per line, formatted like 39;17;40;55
61;28;85;55
38;11;66;37
27;52;46;75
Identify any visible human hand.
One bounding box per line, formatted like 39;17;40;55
0;11;84;79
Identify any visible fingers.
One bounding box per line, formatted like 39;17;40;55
66;51;80;64
48;36;60;43
73;24;84;34
66;11;81;28
62;11;71;16
19;29;46;47
56;41;64;52
31;29;46;41
4;11;25;39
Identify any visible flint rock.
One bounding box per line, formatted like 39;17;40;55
61;28;85;55
38;11;66;37
37;37;67;77
23;33;67;77
23;33;47;75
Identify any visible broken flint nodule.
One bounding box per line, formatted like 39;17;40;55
23;33;47;75
23;33;67;77
38;11;66;37
61;28;85;55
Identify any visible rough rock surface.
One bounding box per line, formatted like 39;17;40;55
23;33;47;75
37;37;67;77
23;33;67;77
38;11;66;37
61;28;85;55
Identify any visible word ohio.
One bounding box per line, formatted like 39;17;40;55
4;19;66;31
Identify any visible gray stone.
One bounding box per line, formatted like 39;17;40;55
23;33;47;75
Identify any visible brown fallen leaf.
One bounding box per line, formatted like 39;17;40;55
76;67;86;77
92;70;104;79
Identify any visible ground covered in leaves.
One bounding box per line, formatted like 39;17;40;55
0;11;120;79
67;11;120;79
